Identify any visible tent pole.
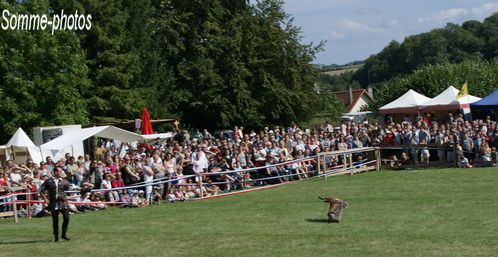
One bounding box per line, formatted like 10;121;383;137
39;146;44;161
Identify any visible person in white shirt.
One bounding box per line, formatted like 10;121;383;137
141;158;154;203
100;174;118;202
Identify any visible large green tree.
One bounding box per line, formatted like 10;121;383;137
151;0;323;130
0;0;89;142
50;0;156;123
1;0;327;141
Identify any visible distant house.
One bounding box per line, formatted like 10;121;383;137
333;86;373;113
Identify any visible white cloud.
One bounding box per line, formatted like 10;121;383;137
471;3;498;17
330;30;345;39
418;2;498;24
340;19;380;32
329;19;384;39
381;19;399;28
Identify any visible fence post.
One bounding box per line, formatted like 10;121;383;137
197;174;204;198
343;153;347;171
453;143;457;167
349;154;354;175
27;190;32;219
12;195;18;223
316;153;321;176
375;148;381;171
323;154;328;180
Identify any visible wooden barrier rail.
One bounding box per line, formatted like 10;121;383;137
0;186;27;223
316;147;380;179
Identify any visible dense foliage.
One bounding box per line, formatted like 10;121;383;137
368;59;498;113
0;0;328;142
354;13;498;86
0;1;90;140
317;71;361;92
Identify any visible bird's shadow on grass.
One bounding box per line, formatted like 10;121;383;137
0;239;50;245
305;218;330;223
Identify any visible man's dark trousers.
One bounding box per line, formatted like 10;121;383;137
52;208;70;241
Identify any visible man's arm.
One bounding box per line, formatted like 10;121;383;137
38;180;49;204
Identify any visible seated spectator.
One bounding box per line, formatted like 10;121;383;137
205;180;220;196
459;155;472;168
353;155;367;168
151;187;162;204
101;173;118;202
491;147;498;166
130;190;141;208
89;192;106;209
167;185;187;202
400;152;410;166
78;192;97;211
138;190;148;207
388;155;400;168
183;180;197;199
32;202;50;218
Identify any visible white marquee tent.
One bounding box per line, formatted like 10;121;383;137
0;128;43;164
2;126;174;163
40;126;144;151
419;86;481;111
379;89;432;115
141;133;174;141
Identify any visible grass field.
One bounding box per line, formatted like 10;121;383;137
2;167;498;257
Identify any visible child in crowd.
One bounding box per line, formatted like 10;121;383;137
459;155;472;168
419;139;430;165
130;190;140;208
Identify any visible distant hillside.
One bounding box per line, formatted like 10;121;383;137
322;64;363;77
354;13;498;86
317;60;364;71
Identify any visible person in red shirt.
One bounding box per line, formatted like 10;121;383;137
0;169;9;212
111;172;126;201
383;130;395;146
422;113;432;126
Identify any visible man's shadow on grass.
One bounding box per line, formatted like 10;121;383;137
305;218;329;223
0;239;50;245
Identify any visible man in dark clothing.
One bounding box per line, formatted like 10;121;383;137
39;167;71;242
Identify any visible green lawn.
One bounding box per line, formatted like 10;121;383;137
2;167;498;257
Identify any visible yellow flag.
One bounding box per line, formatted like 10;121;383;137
456;81;468;99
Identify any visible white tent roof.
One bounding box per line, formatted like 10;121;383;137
379;89;432;114
1;128;43;164
141;133;174;141
6;128;36;148
419;86;481;108
40;126;144;150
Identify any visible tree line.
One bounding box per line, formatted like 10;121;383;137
0;0;338;142
346;13;498;111
368;59;498;114
354;13;498;86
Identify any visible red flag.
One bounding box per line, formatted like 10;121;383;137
140;108;153;135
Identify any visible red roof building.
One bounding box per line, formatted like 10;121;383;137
333;87;373;113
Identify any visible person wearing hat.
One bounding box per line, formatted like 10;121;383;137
100;173;118;202
9;164;23;187
39;167;72;242
38;161;52;179
130;190;140;207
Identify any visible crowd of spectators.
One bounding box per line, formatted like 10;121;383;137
1;112;498;218
380;113;498;168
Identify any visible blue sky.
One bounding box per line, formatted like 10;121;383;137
283;1;498;64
